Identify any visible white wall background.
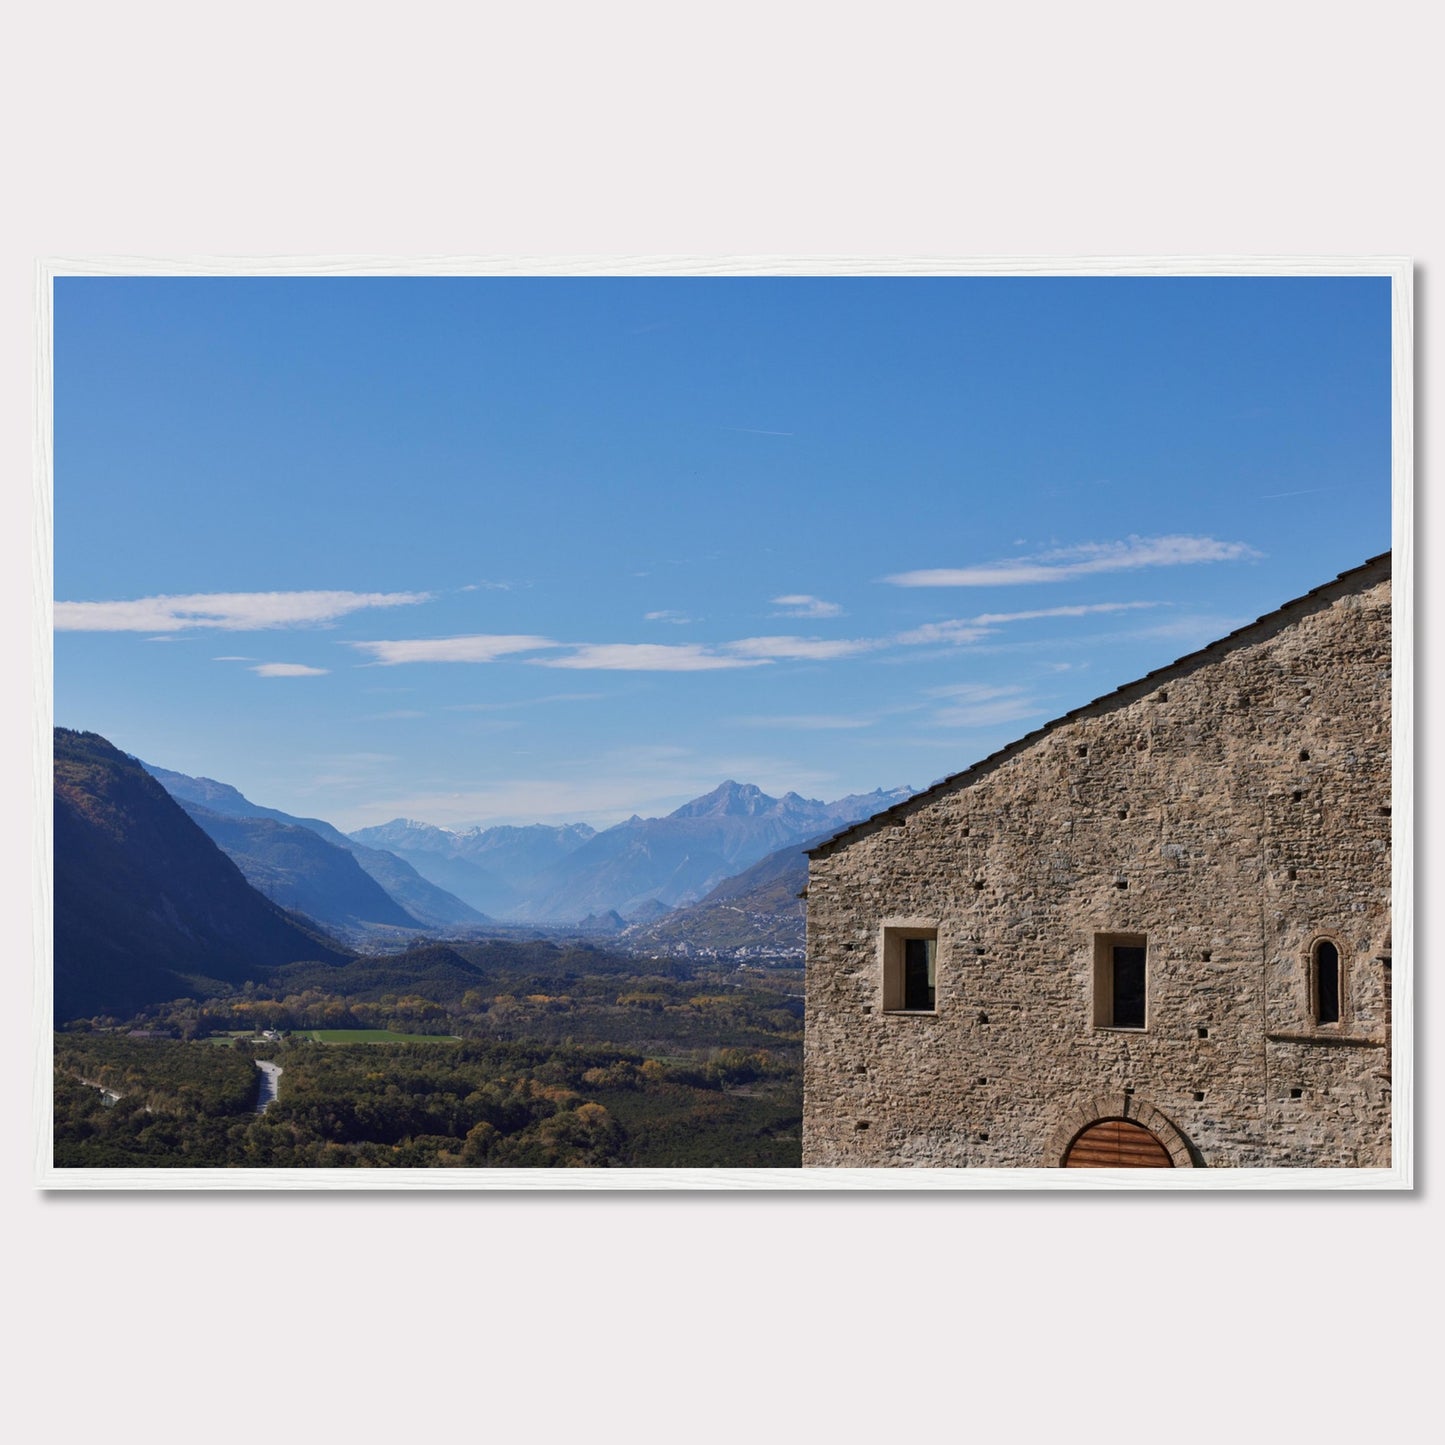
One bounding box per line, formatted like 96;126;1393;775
3;5;1439;1440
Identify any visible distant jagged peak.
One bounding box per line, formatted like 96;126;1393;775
408;817;466;839
826;784;917;814
457;820;597;843
350;816;461;845
669;779;781;819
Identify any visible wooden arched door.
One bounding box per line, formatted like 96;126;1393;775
1063;1118;1174;1168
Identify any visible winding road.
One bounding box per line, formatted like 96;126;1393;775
254;1060;282;1113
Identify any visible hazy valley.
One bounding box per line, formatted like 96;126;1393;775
147;758;911;957
52;726;910;1168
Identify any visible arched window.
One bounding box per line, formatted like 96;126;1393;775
1313;938;1341;1025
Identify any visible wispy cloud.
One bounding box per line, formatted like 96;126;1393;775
885;535;1261;587
893;602;1161;649
537;644;768;672
460;580;521;591
734;714;875;730
361;708;426;720
251;662;330;677
341;594;1174;678
213;655;255;662
770;594;843;619
446;693;605;712
970;601;1163;624
1127;614;1250;645
924;682;1045;729
724;635;881;662
924;682;1029;701
301;751;399;794
893;620;993;647
350;634;559;665
56;589;430;632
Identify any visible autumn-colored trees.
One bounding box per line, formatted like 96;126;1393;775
54;1030;801;1169
54;940;804;1168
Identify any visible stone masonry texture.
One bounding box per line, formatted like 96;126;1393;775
803;557;1392;1168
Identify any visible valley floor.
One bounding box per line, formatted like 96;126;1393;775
53;940;804;1169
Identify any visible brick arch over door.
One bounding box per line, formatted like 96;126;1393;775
1045;1093;1197;1168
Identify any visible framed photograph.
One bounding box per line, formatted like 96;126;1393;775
38;259;1412;1189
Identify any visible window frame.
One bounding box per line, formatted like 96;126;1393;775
1092;932;1149;1031
880;920;941;1014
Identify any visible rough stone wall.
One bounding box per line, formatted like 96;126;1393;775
803;565;1392;1168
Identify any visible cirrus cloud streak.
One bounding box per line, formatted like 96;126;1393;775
351;634;560;665
886;535;1260;587
536;643;767;672
344;601;1171;674
55;589;431;632
724;635;883;661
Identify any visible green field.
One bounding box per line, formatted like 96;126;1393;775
298;1028;461;1044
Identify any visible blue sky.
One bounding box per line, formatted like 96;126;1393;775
53;275;1393;832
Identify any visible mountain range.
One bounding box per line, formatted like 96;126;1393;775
350;780;913;924
55;729;912;1022
349;816;597;917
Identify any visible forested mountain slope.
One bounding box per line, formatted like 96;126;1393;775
54;729;351;1021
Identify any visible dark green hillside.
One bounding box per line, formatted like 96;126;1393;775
53;728;351;1022
275;942;489;1004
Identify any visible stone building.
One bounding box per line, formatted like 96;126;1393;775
803;554;1392;1168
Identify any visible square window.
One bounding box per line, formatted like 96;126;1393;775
881;925;938;1012
1093;933;1148;1029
